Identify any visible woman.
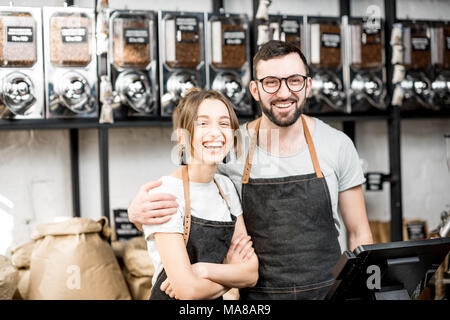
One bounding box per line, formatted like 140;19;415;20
144;88;258;300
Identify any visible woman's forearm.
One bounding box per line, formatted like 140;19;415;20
201;255;258;288
189;277;230;300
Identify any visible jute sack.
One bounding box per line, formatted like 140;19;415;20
10;241;35;300
11;241;35;270
0;255;19;300
111;241;127;260
122;237;154;300
13;269;30;300
28;217;131;300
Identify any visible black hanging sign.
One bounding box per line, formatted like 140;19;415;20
113;209;143;242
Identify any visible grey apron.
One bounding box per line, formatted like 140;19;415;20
239;115;341;300
150;165;236;300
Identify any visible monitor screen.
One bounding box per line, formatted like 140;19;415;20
326;237;450;300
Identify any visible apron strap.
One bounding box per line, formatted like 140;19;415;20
301;115;323;178
241;115;323;184
182;166;232;245
242;117;262;184
214;179;231;210
181;165;191;246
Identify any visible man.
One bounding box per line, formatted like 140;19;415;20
128;40;373;300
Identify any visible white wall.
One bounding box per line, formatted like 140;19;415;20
353;0;450;231
0;129;73;254
1;0;450;256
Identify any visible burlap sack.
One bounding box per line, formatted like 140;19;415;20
111;241;127;260
124;269;151;300
28;217;131;300
10;241;35;300
12;269;30;300
0;255;19;300
11;241;35;269
122;237;154;300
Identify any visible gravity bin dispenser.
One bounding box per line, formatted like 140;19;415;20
159;11;206;117
346;17;387;112
108;10;158;119
268;15;304;50
253;14;304;50
0;6;44;119
43;6;97;118
206;13;252;116
306;17;346;114
431;21;450;109
391;21;435;110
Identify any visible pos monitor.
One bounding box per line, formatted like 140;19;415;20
325;237;450;300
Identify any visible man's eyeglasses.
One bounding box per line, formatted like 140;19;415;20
257;74;308;94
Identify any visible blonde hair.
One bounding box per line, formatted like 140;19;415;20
172;88;241;161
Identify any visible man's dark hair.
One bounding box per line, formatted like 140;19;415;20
252;40;310;79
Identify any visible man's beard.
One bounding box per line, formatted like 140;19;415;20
258;91;307;127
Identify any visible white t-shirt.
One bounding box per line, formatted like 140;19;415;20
143;174;243;286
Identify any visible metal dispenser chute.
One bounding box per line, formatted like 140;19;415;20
1;72;36;116
51;70;95;114
115;70;152;114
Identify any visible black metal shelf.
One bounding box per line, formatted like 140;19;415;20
2;108;448;132
0;115;259;131
0;118;99;130
400;108;450;119
309;111;392;122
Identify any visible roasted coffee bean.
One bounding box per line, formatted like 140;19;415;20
50;13;91;67
352;21;383;69
311;22;341;69
212;21;246;69
113;17;152;69
406;22;431;70
165;16;202;69
0;12;37;67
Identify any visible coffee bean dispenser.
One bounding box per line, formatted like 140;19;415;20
107;10;158;119
0;6;44;120
431;21;450;109
159;11;206;117
306;17;346;114
395;21;435;110
268;15;304;50
206;13;252;116
43;6;97;118
347;17;387;112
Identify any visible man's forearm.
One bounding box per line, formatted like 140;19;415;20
339;185;374;252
